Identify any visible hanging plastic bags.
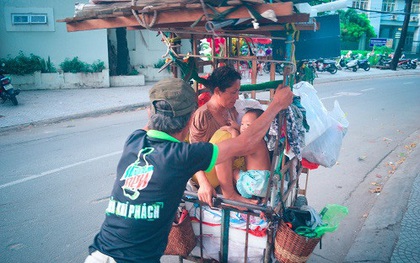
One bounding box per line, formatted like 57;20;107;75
293;81;331;146
293;81;349;168
302;100;348;167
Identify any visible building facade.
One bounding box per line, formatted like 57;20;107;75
0;0;174;84
352;0;420;54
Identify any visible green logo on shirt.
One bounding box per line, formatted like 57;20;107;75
121;147;154;200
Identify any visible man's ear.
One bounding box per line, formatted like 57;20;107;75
214;87;221;96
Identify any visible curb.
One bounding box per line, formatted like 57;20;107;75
0;103;148;135
314;68;419;84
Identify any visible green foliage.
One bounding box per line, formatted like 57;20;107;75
373;46;393;56
153;59;166;68
60;57;105;73
338;9;376;42
0;51;44;75
91;60;106;73
129;68;139;75
308;0;331;6
60;57;91;73
0;53;106;74
40;56;57;73
341;47;395;65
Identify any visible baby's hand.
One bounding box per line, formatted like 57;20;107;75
228;119;240;130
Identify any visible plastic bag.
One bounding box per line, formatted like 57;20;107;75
293;82;349;168
302;100;348;167
293;81;331;146
314;204;349;237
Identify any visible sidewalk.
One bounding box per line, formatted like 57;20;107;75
1;67;419;262
344;129;420;263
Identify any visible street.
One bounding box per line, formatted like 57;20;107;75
0;75;419;263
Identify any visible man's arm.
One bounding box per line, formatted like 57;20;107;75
215;84;293;164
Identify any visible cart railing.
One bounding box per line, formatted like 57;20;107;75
178;155;309;263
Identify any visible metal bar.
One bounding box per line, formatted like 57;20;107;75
152;29;287;40
199;205;204;259
179;53;296;66
183;191;273;214
244;214;250;263
220;209;230;263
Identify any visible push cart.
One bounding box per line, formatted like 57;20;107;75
61;1;327;262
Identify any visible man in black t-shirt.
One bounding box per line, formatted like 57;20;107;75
85;77;293;263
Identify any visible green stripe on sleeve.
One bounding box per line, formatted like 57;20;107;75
205;144;218;173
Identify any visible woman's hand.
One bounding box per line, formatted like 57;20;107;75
272;84;293;110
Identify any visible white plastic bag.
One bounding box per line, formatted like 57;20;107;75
293;81;331;146
302;100;349;167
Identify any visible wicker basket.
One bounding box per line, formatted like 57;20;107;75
274;221;320;263
164;213;197;257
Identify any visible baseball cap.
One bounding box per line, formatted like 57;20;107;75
149;78;198;117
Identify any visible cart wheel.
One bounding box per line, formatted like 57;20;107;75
294;196;308;208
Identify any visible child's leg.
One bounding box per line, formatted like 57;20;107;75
233;168;240;183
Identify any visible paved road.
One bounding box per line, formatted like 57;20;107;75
1;67;419;262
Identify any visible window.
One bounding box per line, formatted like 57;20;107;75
5;7;54;32
382;0;395;12
12;13;47;25
412;0;419;14
12;14;29;24
352;0;369;10
30;14;48;24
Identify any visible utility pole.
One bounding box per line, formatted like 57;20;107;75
391;0;413;70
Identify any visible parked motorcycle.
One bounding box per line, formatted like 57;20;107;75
341;55;359;72
337;55;348;70
313;58;338;74
398;55;418;69
410;58;418;69
0;64;20;105
376;54;392;69
357;57;370;71
262;62;284;75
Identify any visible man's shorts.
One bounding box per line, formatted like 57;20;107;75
236;170;270;198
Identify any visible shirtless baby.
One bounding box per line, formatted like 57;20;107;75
223;108;271;199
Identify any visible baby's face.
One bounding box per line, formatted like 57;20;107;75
240;112;258;133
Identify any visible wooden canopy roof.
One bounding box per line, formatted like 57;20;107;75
58;0;318;36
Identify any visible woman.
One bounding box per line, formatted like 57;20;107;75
189;66;258;205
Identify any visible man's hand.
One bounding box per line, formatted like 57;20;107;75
272;84;293;110
197;181;217;207
194;171;216;206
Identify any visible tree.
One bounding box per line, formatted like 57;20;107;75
337;9;376;43
391;0;413;70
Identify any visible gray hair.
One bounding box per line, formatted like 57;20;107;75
148;100;193;134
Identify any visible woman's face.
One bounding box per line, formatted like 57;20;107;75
216;79;240;109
